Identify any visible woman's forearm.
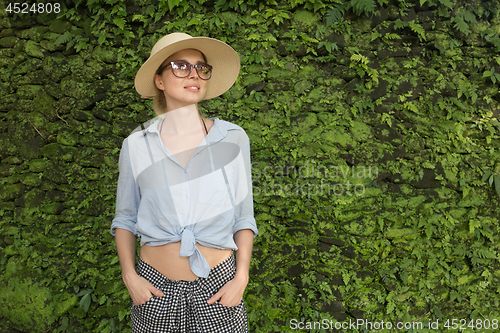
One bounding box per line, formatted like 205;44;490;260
115;228;138;282
233;229;254;283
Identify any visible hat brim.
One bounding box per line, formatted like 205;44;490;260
135;37;240;100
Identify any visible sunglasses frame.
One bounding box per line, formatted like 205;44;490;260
156;60;213;80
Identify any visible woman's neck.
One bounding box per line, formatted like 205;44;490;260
161;104;205;137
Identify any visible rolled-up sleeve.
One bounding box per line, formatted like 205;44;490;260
110;138;141;237
233;138;259;238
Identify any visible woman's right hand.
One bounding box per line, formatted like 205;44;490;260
123;272;164;306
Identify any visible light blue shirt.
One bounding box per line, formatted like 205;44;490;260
110;115;258;278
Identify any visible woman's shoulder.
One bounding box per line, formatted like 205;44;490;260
122;117;162;140
215;118;250;135
215;118;250;142
215;118;243;130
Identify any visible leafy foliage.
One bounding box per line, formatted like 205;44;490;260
482;170;500;196
350;0;376;16
2;0;500;332
325;0;376;26
483;67;500;84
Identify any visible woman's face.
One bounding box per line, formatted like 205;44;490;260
154;49;208;111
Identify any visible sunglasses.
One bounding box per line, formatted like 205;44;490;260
156;60;213;80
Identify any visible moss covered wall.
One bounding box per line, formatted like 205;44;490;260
1;0;500;332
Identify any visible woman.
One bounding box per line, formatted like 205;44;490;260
110;32;258;332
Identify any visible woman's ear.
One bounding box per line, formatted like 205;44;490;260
154;73;164;91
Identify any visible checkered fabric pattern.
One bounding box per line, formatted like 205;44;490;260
131;252;249;332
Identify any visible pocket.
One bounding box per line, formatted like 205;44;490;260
205;300;239;322
216;300;238;315
198;163;231;204
131;295;155;309
130;291;176;326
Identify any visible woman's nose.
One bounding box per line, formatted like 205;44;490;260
188;65;199;79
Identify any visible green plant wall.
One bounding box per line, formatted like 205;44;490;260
1;0;500;332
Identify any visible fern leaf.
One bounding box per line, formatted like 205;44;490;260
54;31;72;46
453;16;470;36
394;19;405;30
350;0;376;16
326;7;343;26
132;14;145;22
113;17;126;30
463;10;477;23
439;0;453;9
409;22;426;40
145;5;154;17
386;301;395;314
387;33;401;40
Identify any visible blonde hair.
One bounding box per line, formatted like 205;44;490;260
153;86;167;116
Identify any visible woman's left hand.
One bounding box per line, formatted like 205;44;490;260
207;274;248;307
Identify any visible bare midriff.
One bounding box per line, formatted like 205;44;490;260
140;243;233;281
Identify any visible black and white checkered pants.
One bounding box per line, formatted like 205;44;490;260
131;252;249;332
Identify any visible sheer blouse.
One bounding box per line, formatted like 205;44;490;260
110;116;258;278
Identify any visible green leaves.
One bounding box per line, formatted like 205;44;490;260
453;16;470;35
317;41;338;53
482;170;500;196
350;0;375;17
76;289;94;313
496;175;500;196
394;19;426;41
113;17;126;30
451;10;477;36
349;53;379;88
325;0;375;27
5;1;500;332
54;31;72;46
247;54;265;65
439;0;454;9
263;9;290;25
326;6;344;26
456;79;478;103
483;67;500;84
166;0;183;11
469;219;481;234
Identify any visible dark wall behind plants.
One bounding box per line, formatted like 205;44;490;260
1;0;500;332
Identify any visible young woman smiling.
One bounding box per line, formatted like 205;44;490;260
111;33;259;332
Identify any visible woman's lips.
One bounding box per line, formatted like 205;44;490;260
184;85;200;92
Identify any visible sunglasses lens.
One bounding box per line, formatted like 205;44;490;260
170;61;212;80
197;64;212;80
172;61;190;77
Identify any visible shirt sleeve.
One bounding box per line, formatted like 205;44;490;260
110;138;141;237
232;137;259;238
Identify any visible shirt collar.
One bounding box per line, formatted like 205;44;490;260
145;116;226;144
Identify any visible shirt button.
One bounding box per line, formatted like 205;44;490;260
184;195;188;199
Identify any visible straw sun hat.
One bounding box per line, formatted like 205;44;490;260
134;32;241;100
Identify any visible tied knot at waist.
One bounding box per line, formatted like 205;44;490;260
179;228;196;257
179;228;211;278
